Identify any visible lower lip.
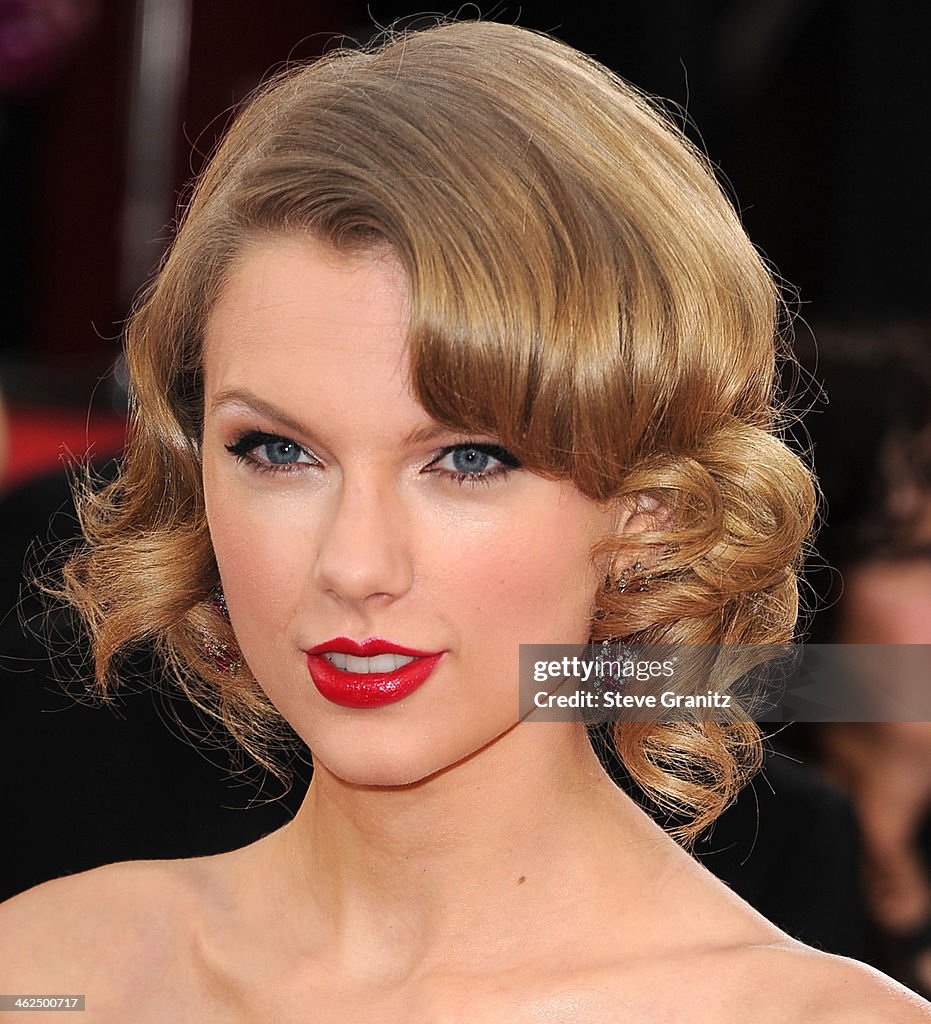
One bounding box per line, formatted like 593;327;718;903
306;653;443;708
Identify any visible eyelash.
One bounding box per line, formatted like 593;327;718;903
224;431;521;487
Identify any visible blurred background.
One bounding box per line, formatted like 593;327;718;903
1;0;930;1001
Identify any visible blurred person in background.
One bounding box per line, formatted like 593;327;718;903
796;324;931;998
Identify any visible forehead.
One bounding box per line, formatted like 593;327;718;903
204;237;410;375
202;237;445;446
209;234;407;337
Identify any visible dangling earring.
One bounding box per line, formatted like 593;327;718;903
593;638;634;680
603;560;651;593
202;588;243;677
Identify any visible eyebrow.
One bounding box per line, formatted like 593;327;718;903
404;422;463;445
209;387;464;447
209;388;312;439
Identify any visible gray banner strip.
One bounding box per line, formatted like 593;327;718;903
519;644;931;723
0;996;85;1011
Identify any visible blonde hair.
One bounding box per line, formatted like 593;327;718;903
63;20;815;842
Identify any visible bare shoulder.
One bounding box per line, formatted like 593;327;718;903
0;859;205;1004
625;851;931;1021
628;867;931;1024
741;938;931;1022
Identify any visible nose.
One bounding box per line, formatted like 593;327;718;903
312;473;414;607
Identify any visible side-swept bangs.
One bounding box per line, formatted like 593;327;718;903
152;21;779;503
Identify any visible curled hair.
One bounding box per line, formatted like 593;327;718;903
62;20;815;841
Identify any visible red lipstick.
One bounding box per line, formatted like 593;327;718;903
305;637;442;708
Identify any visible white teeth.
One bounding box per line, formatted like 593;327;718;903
323;652;416;673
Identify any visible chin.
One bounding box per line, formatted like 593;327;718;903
313;750;454;790
308;729;502;791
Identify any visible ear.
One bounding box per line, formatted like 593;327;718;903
611;492;673;535
598;487;671;577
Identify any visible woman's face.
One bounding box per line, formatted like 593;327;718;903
201;237;618;786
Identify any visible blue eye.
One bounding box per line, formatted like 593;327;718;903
225;431;315;472
431;443;521;486
262;439;305;464
451;447;493;473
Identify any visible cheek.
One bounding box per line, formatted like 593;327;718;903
452;500;601;645
203;471;312;635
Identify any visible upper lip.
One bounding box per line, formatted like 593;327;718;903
305;636;439;657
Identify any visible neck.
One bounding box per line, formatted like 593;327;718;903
259;722;674;981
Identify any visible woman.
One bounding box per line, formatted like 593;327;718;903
1;19;928;1022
